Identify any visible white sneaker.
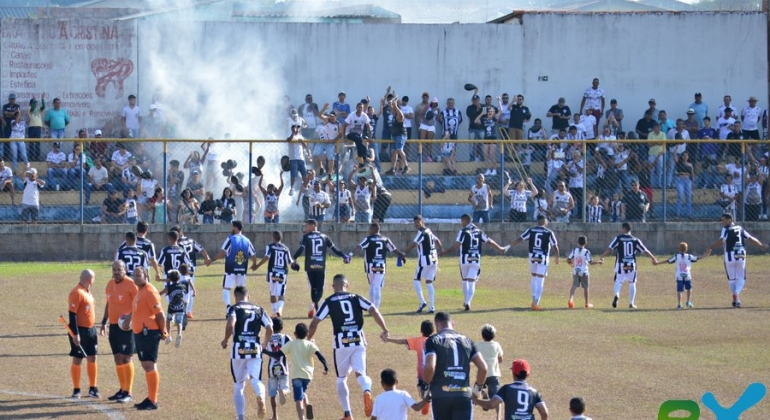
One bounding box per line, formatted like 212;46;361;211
483;169;491;175
288;188;294;196
489;169;497;176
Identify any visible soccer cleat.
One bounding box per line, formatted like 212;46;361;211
686;301;693;308
117;393;133;404
256;395;266;419
88;387;100;398
677;304;682;309
107;390;124;401
308;303;316;319
421;401;431;415
416;302;427;313
629;304;637;309
306;404;314;419
585;303;594;309
363;390;374;417
135;398;158;410
530;303;542;311
428;307;435;314
275;311;282;318
175;335;182;348
736;301;742;308
71;388;82;399
568;299;575;309
612;295;619;308
186;312;194;319
278;387;287;405
464;304;470;311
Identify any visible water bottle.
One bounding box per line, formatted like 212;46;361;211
396;256;403;267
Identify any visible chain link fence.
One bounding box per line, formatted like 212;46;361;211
1;138;767;225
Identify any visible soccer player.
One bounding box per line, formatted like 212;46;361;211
100;261;138;403
307;274;390;420
655;242;699;309
115;231;149;277
569;397;593;420
67;269;100;399
599;222;658;309
116;221;160;279
352;222;407;309
508;214;560;311
382;320;435;416
703;213;767;308
567;236;602;309
253;231;294;317
440;214;506;311
207;220;258;312
370;368;430;420
156;230;192;283
159;269;195;347
221;286;273;420
264;317;291;420
403;215;443;313
291;219;349;318
423;311;487;420
473;359;549;420
172;225;210;318
129;266;168;410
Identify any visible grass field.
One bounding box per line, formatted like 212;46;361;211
1;255;769;420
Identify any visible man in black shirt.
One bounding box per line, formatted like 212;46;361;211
2;92;20;140
621;179;649;222
466;93;484;162
102;188;126;224
156;230;192;283
508;95;532;139
423;311;487;420
116;221;160;279
635;110;656;140
115;231;149;277
546;97;571;136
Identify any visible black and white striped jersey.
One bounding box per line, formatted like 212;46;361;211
117;236;156;261
265;333;291;378
227;301;272;359
157;245;192;276
520;226;558;264
177;236;204;272
455;224;490;264
315;292;372;349
413;228;439;267
358;234;397;273
265;242;293;275
607;234;648;273
587;204;603;223
720;224;754;261
114;245;149;277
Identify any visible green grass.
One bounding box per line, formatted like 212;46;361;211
0;255;769;419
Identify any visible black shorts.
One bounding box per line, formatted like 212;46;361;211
431;397;473;420
108;324;135;355
484;376;500;398
69;326;98;358
134;330;162;363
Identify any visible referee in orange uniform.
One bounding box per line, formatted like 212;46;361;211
129;266;168;410
100;260;138;403
67;269;100;399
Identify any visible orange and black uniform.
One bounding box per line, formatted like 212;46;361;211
68;283;98;389
104;276;138;395
132;282;165;404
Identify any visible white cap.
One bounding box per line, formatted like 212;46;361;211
94;129;102;136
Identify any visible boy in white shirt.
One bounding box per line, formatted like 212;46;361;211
656;242;698;309
567;236;602;309
371;368;429;420
21;167;45;223
476;324;504;420
569;396;593;420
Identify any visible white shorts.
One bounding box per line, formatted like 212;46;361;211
414;264;437;281
460;262;480;280
528;262;549;277
231;358;263;383
419;124;436;133
367;272;385;288
267;272;287;297
333;346;367;378
223;273;247;289
724;259;746;280
615;270;637;283
268;375;290;397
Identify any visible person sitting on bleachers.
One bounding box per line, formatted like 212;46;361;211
67;143;86;191
85;157;113;205
46;141;68;190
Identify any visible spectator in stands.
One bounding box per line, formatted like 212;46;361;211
333;92;350;126
110;143;132;185
475;105;500;176
741;96;762;140
288;109;308;137
46;141;68;190
717;95;733;120
102;188;126;224
498;93;511;139
526;118;547;168
565;149;585;219
67;143;86;190
299;94;320;140
400;95;415;142
418;98;440;162
469;173;493;223
604;99;624;133
167;159;184;208
44;98;70;139
545;144;566;198
121;155;140;195
199;191;217;224
295;168;317;220
725;120;746;160
415;93;430;139
439;98;462;174
546;97;571;136
184;149;206;179
9;110;28;172
142;104;161;138
645;99;657;119
614;143;632;193
121;95;142;139
371;167;391;223
315;106;340;176
365;104;381;169
388;99;409;175
20;167;44;224
508;95;532;159
603;112;620;136
666;119;690;188
673;151;694;219
466;92;484;162
137;169;158;220
586;194;607;223
0;159;16;205
748;153;769;219
698;117;719;188
683;109;700;143
635;110;655;140
717;107;736;144
2;92;20;142
505;177;537;223
580;78;605;138
658;110;675;134
632;151;655;217
89;129;107;160
689;92;708;128
720;174;739;219
744;171;763;221
533;189;549;221
569;114;586;140
351;175;376;223
550;181;574;223
86;157;113;205
378;91;395;161
186;169;204;204
177;188;199;225
147;186;171;224
26;94;44;161
645;124;666;187
580;108;596;140
621;179;649;222
286;124;310;195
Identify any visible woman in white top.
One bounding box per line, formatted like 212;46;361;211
505;176;538;223
533;189;550;221
468;173;493;223
550;181;575;223
9;110;28;172
719;174;739;220
258;171;285;224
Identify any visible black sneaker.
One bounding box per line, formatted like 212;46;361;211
612;295;618;308
107;390;125;401
71;388;81;399
88;387;101;398
306;404;314;419
117;393;133;404
136;398;158;410
732;300;737;307
134;397;149;407
464;304;470;311
416;302;427;313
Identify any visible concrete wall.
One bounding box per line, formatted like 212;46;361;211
0;222;762;262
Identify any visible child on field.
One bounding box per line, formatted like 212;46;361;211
265;317;292;420
371;368;430;420
264;323;328;420
656;242;698;309
382;320;435;415
159;269;195;348
569;396;593;420
476;324;504;420
567;236;602;308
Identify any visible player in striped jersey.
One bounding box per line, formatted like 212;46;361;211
221;286;273;420
170;225;209;319
599;223;658;309
441;214;506;311
473;359;548;420
656;242;698;309
403;215;443;313
307;274;390;420
207;221;258;312
264;317;291;419
155;230;192;283
352;222;406;309
115;231;149;277
509;214;560;310
703;213;767;308
253;231;294;317
567;235;602;309
116;221;160;279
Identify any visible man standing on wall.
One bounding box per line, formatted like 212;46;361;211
122;95;142;139
580;78;605;138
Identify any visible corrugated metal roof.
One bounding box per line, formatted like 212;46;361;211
233;3;400;19
0;7;48;18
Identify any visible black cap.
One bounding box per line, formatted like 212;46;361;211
472;95;480;100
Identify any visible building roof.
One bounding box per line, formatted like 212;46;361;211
0;6;46;18
232;2;400;20
552;0;676;11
